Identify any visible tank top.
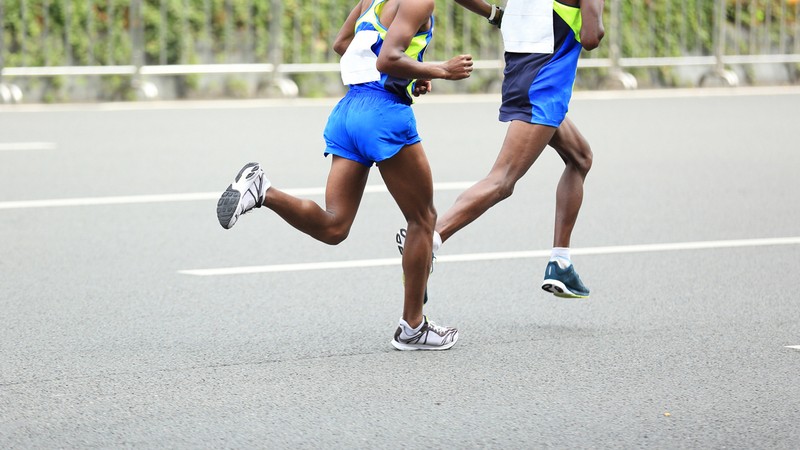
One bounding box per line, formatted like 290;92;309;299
339;0;434;104
502;0;582;53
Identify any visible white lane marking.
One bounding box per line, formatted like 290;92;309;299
0;142;57;151
177;236;800;276
180;258;401;276
0;181;475;210
0;192;215;210
785;346;800;350
564;237;800;256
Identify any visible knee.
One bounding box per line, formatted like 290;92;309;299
555;126;593;177
321;225;350;245
420;206;438;231
577;146;593;176
572;140;593;177
424;207;437;230
407;205;437;233
492;178;516;202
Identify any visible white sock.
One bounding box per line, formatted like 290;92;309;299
399;318;424;337
550;247;571;268
432;231;442;254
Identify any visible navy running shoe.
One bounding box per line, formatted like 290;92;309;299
541;261;590;298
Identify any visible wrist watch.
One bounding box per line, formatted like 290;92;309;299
488;4;503;27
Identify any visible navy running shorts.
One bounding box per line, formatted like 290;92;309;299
499;10;583;128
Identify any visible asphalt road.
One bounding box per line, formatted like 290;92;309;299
1;87;799;448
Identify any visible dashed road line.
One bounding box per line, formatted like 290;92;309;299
0;142;57;151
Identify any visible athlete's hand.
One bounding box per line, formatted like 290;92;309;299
440;54;473;80
413;79;433;97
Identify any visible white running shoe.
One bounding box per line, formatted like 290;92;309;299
216;162;270;229
391;316;459;351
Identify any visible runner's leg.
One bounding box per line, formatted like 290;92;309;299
264;155;370;245
548;117;592;248
436;121;557;243
378;143;436;328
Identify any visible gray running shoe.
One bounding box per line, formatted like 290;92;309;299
216;162;270;229
391;315;459;351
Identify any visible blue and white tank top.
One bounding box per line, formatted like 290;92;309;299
339;0;434;103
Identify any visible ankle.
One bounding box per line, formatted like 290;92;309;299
399;317;424;335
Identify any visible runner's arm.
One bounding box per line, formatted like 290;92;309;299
580;0;605;50
377;0;473;80
453;0;494;21
333;0;368;55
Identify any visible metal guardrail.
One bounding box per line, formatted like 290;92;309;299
1;0;798;103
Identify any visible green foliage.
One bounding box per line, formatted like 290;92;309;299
1;0;796;100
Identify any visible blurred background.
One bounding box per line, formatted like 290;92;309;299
1;0;799;103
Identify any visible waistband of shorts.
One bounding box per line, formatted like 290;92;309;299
346;84;409;104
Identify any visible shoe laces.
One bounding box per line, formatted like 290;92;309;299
425;318;449;335
240;179;264;216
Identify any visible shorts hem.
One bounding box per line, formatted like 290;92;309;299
499;112;561;128
324;149;373;167
374;137;422;163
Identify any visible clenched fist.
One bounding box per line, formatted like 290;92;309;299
440;54;473;80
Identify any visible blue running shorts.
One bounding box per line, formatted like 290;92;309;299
499;10;582;128
323;85;421;167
